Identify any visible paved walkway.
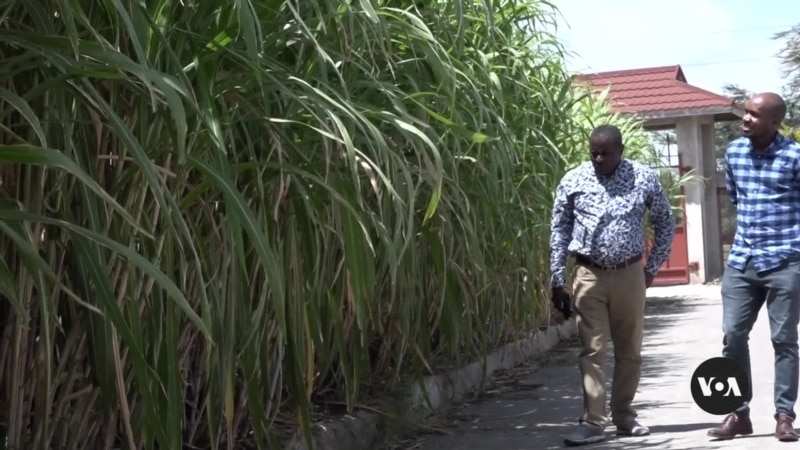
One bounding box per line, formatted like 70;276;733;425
384;285;792;450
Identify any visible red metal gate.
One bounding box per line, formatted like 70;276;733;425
651;203;690;286
649;159;690;286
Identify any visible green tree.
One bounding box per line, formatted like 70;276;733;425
775;23;800;130
715;84;753;160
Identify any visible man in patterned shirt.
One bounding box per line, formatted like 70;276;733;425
706;92;800;443
549;124;675;446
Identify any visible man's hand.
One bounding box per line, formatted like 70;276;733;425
644;270;655;289
551;285;573;320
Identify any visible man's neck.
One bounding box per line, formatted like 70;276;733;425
751;131;778;152
596;160;623;179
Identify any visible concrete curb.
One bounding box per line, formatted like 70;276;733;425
285;318;577;450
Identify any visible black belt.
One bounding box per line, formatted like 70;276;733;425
574;254;642;271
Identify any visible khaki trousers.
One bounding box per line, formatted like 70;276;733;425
572;259;646;429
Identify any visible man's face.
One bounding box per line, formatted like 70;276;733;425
590;136;623;176
742;96;779;141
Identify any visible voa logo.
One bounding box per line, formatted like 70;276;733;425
690;357;750;415
695;376;743;397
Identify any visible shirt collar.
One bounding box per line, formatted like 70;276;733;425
592;158;630;181
751;133;791;155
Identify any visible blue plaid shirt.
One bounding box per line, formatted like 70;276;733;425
725;134;800;272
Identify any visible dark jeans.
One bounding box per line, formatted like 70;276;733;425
721;257;800;419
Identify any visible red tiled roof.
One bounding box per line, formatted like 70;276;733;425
572;65;739;116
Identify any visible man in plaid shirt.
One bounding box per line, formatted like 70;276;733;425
708;92;800;443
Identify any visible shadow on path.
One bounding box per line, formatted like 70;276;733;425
381;295;723;450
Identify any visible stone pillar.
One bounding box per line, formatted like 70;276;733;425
676;117;706;283
701;121;723;281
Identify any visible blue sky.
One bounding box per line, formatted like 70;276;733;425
548;0;796;96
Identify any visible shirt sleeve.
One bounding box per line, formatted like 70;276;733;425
644;169;676;275
725;144;737;207
549;177;574;288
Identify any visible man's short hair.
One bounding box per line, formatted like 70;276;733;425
590;124;623;147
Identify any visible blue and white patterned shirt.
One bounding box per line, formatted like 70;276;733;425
549;159;675;288
725;134;800;272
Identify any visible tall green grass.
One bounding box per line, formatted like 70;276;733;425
0;0;680;449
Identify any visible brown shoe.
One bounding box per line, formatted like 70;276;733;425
707;413;753;440
776;414;799;442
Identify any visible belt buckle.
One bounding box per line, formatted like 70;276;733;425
601;263;616;271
